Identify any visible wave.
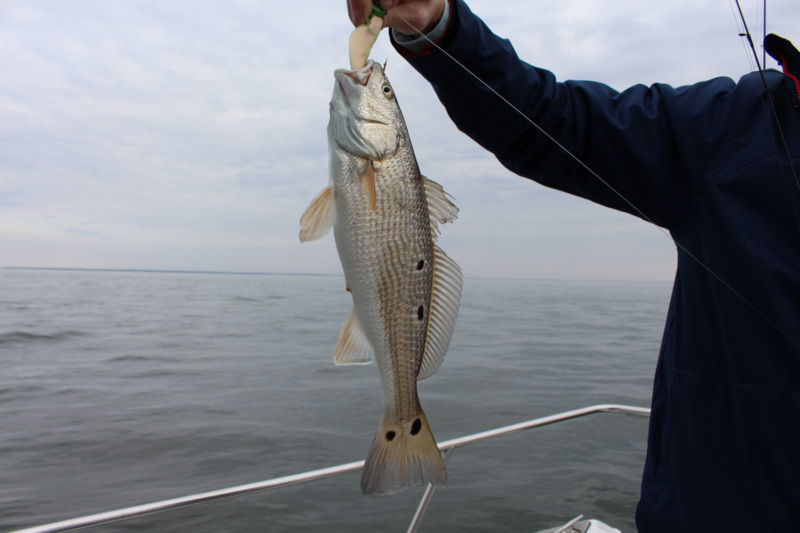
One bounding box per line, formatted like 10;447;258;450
106;354;180;364
0;330;87;347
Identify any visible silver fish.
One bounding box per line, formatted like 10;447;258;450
299;60;462;496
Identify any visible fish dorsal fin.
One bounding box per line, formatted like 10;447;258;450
423;176;458;239
418;245;463;380
299;185;336;242
334;307;374;365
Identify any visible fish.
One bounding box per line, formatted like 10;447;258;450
299;59;463;496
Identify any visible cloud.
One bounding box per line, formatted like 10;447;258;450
1;0;799;279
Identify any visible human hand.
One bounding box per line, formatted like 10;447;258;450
346;0;446;36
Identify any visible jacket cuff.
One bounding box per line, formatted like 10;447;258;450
390;0;463;58
391;0;450;54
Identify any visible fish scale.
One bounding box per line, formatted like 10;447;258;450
299;59;462;496
373;159;431;416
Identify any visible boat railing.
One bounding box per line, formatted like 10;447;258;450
11;403;650;533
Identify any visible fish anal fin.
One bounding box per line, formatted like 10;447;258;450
334;308;374;365
361;162;376;211
418;245;463;381
361;409;446;496
299;185;336;242
422;176;458;239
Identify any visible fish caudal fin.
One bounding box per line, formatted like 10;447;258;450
360;409;446;496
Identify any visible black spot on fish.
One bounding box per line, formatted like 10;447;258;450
385;431;396;441
417;305;424;320
410;418;422;436
417;260;424;270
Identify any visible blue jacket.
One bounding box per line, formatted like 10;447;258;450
393;1;800;530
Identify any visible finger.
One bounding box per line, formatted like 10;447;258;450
347;0;371;26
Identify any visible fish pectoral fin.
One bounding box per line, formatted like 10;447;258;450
423;176;459;239
299;185;336;242
361;162;376;211
418;245;463;381
334;307;374;365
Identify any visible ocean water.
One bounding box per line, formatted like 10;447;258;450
0;268;671;532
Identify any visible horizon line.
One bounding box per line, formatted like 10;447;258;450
2;266;670;283
1;266;337;277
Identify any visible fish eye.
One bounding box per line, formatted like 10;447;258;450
382;84;393;97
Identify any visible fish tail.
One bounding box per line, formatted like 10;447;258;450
360;409;446;496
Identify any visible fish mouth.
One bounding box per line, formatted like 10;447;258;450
340;63;373;87
335;59;375;87
332;60;389;126
333;62;372;109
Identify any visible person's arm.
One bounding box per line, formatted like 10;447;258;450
389;0;751;231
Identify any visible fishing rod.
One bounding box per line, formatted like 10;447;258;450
393;7;800;350
763;0;767;68
733;0;800;196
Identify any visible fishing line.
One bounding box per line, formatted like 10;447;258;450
729;0;757;72
762;0;767;68
729;1;795;202
733;0;800;196
394;10;800;349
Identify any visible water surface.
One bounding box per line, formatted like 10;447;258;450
0;269;670;532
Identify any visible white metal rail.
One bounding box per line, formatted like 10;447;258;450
12;404;650;533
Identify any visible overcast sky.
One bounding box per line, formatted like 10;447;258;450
2;0;799;280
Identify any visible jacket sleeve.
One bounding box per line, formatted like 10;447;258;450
391;0;746;231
